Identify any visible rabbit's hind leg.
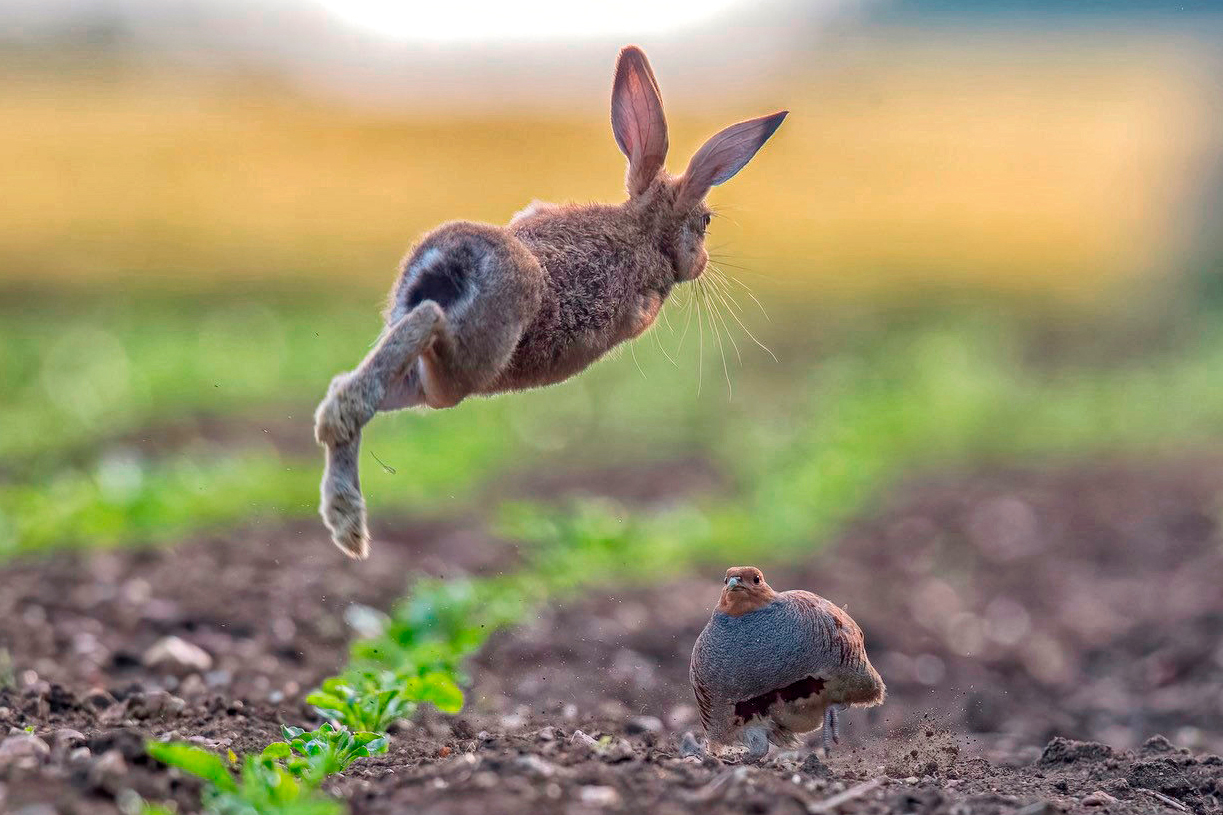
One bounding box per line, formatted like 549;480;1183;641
418;304;505;410
314;301;442;559
314;302;443;447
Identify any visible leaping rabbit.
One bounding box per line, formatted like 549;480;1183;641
314;46;787;559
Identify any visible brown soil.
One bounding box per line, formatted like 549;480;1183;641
1;457;1222;814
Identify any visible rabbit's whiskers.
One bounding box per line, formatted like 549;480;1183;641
707;266;777;363
708;262;772;323
676;286;696;356
706;278;738;399
704;277;744;367
629;336;647;379
695;289;706;397
651;322;679;368
696;278;733;400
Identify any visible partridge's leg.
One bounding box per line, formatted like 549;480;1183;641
742;725;770;762
822;705;841;755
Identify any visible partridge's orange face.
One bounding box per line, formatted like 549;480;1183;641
717;566;777;616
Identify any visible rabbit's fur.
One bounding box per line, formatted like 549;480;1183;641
315;46;787;558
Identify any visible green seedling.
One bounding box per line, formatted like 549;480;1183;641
349;578;522;679
146;741;344;815
305;674;417;733
306;669;462;733
264;723;387;785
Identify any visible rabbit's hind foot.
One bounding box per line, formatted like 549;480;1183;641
320;437;370;559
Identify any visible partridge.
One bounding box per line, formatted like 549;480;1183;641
690;566;885;760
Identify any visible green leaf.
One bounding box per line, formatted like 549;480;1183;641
419;672;464;713
261;742;292;760
319;677;351;696
146;741;237;793
139;804;177;815
305;692;348;712
358;736;388;757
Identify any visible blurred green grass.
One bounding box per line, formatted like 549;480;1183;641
4;283;1223;559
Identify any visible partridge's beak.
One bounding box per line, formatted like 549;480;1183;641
726;576;742;590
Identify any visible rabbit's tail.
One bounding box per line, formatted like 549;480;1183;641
316;301;445;560
321;433;369;559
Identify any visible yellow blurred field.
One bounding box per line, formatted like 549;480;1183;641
0;35;1215;299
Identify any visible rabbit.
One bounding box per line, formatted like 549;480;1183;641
314;45;787;559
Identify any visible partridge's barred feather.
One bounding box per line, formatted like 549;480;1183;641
689;566;884;759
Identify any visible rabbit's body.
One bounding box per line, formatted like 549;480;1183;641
315;46;787;558
500;196;677;389
380;196;673;409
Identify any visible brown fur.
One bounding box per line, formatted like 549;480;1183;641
314;46;787;558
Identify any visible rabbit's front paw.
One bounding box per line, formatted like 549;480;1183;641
314;373;369;446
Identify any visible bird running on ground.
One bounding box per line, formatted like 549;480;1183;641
689;566;885;760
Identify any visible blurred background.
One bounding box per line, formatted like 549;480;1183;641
3;0;1223;755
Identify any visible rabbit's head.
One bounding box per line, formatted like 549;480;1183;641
611;46;787;284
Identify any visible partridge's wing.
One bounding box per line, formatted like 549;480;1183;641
690;628;717;732
779;590;869;675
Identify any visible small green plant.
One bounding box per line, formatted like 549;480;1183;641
262;723;387;785
304;674;416;734
306;667;463;733
349;578;522;678
146;741;344;815
143;576;502;815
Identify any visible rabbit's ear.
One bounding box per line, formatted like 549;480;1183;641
611;46;669;197
676;111;788;210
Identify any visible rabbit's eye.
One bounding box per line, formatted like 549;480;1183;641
701;213;712;230
753;576;760;584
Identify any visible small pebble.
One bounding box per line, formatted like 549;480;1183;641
89;749;128;786
99;701;130;725
580;786;621;807
205;670;233;688
625;715;664;735
515;754;557;777
1082;791;1118;807
82;688;115;710
569;730;598;753
128;690;186;719
0;735;49;768
53;729;86;747
12;805;57;815
142;637;213;674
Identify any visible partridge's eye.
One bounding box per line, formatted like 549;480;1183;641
702;213;712;229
